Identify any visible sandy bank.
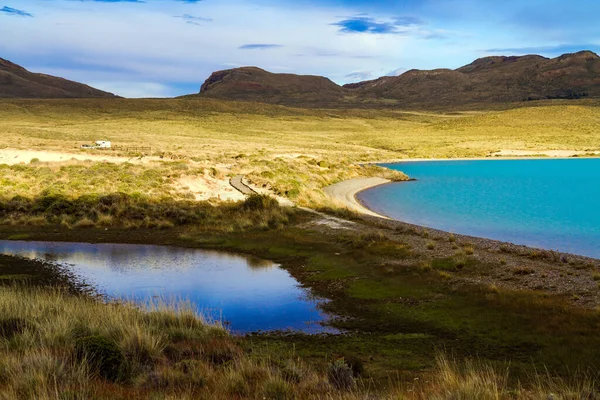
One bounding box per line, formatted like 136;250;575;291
365;149;600;165
0;149;161;165
324;177;391;218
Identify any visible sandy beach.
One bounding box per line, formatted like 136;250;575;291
324;177;391;218
364;149;600;165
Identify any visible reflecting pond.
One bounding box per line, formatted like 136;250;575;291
0;240;336;334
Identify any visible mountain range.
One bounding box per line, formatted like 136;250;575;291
0;58;116;99
2;51;599;107
197;51;600;107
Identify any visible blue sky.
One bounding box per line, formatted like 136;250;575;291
1;0;598;97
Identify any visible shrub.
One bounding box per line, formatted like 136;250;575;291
454;256;467;270
74;335;125;382
327;358;355;390
145;361;208;390
0;317;30;340
343;354;364;377
280;361;304;384
73;217;96;228
225;373;251;397
120;326;164;367
513;267;535;276
356;232;387;247
432;258;460;271
243;194;278;211
263;377;294;400
203;338;242;366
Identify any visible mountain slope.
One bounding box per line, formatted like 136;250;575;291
197;67;345;105
345;51;600;106
0;58;117;98
196;51;600;107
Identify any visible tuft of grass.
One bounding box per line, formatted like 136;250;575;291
513;267;535;276
6;233;30;240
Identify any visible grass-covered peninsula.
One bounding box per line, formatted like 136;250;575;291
1;98;600;398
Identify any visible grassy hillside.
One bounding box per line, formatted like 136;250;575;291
0;98;599;207
2;98;599;159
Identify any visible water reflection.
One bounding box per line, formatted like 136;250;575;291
0;241;336;334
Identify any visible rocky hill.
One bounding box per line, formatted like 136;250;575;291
347;51;600;106
197;51;600;107
0;58;117;98
198;67;345;105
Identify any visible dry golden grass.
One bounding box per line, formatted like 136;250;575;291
1;98;598;208
1;286;596;399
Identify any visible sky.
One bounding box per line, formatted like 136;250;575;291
1;0;599;98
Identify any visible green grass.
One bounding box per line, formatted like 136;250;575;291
178;226;600;380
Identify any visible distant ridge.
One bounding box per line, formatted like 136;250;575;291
198;66;344;105
196;51;600;107
0;58;117;99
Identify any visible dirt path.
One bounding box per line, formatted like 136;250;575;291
324;177;391;218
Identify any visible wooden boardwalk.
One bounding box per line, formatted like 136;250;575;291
230;175;256;195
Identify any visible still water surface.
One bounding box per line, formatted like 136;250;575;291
0;240;334;333
358;159;600;259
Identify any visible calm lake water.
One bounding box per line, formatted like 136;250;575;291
0;241;335;334
358;159;600;259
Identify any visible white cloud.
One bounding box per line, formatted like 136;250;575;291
0;0;479;96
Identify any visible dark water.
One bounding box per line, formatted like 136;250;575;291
0;241;335;334
358;159;600;259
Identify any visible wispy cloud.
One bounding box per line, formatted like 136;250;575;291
174;14;212;25
394;16;423;26
483;44;600;55
386;67;407;76
345;70;372;81
0;6;33;17
239;44;283;50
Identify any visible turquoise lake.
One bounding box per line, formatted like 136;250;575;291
358;159;600;259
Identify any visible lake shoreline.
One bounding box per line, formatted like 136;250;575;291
323;177;393;218
362;154;600;165
328;174;600;262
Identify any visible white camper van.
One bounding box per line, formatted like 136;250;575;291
95;141;111;149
